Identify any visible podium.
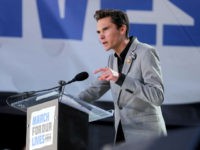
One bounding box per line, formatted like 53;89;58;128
7;91;113;150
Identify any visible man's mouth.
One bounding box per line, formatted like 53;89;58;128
102;41;108;45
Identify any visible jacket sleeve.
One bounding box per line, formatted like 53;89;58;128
78;79;110;102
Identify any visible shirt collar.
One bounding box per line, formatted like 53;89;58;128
114;36;135;59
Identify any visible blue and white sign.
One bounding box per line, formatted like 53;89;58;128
30;106;55;150
0;0;199;104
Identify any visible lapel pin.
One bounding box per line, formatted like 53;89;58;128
126;56;132;64
126;52;137;64
131;52;137;60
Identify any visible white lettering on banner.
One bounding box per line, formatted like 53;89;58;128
127;0;194;47
30;106;55;150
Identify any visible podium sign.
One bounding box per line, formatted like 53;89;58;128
26;99;88;150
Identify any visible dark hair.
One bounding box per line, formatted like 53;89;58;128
94;9;129;38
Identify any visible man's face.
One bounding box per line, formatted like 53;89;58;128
96;17;125;51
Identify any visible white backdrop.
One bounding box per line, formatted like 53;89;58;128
0;0;200;104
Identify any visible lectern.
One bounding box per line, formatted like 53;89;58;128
7;91;113;150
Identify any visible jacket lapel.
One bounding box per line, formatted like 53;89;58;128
122;38;139;75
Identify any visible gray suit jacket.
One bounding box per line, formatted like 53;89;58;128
78;38;167;142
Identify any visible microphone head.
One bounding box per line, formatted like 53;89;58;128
74;72;89;81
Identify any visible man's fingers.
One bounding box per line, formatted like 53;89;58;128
94;67;119;82
98;72;110;80
94;67;108;74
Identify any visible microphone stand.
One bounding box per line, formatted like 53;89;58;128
58;80;66;102
6;72;89;105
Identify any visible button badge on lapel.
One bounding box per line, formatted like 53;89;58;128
126;56;132;64
126;52;137;64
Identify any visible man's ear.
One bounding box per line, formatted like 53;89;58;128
120;24;127;35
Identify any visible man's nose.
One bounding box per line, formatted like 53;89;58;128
99;33;105;40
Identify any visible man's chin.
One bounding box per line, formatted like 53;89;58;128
104;47;111;51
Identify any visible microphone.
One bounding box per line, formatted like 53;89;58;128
58;72;89;92
65;71;89;85
58;72;89;99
